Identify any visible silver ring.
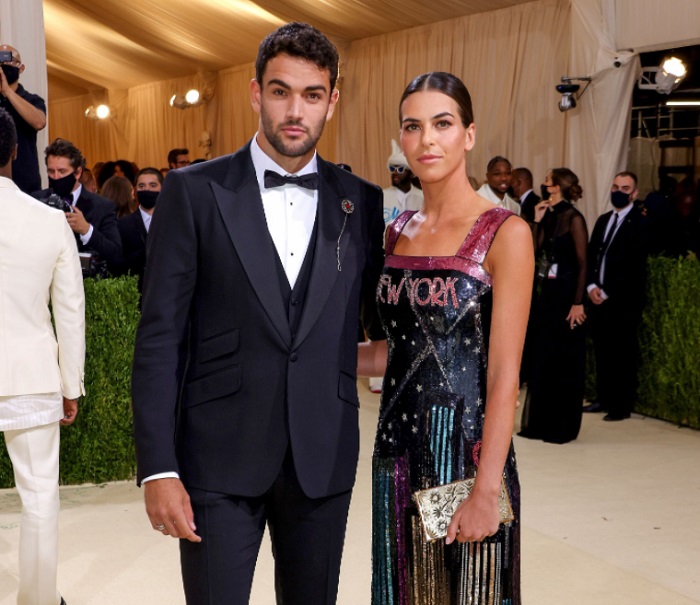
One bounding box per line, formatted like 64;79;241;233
154;524;166;531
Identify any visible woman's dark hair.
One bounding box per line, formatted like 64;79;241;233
399;72;474;127
0;108;17;167
256;22;339;91
551;167;583;202
97;159;136;189
100;175;134;219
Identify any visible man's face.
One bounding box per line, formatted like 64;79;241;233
135;174;162;192
510;172;526;198
486;161;512;197
171;154;190;169
250;53;338;167
47;155;80;191
389;164;412;188
611;175;637;202
0;45;23;84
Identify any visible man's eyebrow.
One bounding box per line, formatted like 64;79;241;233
266;79;328;94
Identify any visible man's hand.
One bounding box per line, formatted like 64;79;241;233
60;397;78;426
65;205;90;235
588;286;605;305
144;478;201;543
0;67;9;97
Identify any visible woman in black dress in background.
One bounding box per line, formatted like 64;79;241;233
519;167;588;444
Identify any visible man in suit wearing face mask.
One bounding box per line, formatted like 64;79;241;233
0;44;46;194
585;171;649;421
38;138;122;272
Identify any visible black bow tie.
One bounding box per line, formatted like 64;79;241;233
264;169;319;191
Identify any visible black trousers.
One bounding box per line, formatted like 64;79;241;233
590;299;641;418
180;450;352;605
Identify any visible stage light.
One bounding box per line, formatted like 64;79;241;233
84;104;112;120
555;77;591;113
638;57;687;95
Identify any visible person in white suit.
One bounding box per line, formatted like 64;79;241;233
0;108;85;605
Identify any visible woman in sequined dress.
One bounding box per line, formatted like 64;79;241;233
518;168;588;444
359;72;533;605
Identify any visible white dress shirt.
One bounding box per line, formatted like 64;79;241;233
250;136;318;288
476;183;521;215
139;206;152;233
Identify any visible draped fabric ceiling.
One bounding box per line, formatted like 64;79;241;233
37;0;699;225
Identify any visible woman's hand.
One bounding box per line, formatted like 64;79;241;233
445;489;500;545
566;304;586;330
533;200;550;223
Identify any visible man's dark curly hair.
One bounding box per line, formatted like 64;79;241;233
45;138;84;171
255;22;339;91
0;108;17;168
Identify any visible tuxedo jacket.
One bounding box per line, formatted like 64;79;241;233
0;177;85;399
74;189;122;267
111;209;148;289
587;205;649;313
131;144;385;499
520;190;541;223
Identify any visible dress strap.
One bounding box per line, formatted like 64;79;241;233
457;207;514;265
385;210;418;255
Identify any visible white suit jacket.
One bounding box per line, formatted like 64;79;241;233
477;183;521;216
0;177;85;400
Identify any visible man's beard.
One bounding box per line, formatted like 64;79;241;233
260;107;325;159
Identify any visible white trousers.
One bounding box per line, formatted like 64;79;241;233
3;422;61;605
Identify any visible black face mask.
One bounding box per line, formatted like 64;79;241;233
611;190;631;209
1;64;19;85
49;172;78;199
540;184;551;201
136;190;159;210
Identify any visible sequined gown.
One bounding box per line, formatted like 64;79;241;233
372;208;520;605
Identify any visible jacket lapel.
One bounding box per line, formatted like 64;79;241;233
211;149;291;347
294;159;352;347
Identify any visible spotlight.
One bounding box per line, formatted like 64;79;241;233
84;104;112;120
170;89;204;110
638;57;687;94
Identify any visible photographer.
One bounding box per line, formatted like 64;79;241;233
0;44;46;194
36;138;122;275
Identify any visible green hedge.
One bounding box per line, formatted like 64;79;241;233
636;255;700;428
0;276;140;488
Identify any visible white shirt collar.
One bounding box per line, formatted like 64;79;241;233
249;135;318;192
70;184;83;205
611;202;634;220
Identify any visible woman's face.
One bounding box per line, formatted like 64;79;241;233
399;90;475;185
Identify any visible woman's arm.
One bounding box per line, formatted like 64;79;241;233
358;340;388;377
446;216;534;544
565;212;590;329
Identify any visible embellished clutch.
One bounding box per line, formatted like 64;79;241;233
413;478;514;542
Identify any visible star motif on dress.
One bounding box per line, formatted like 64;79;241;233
411;340;415;346
387;422;392;430
465;406;472;413
382;433;387;441
412;426;418;434
476;397;483;406
462;366;467;372
439;382;444;387
391;320;397;328
416;385;423;393
464;337;471;346
415;322;419;327
401;413;408;422
473;347;480;354
402;335;406;340
390;378;396;386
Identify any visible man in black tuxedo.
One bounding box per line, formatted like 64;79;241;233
131;23;385;605
109;167;162;291
40;138;122;270
511;166;540;223
585;171;649;421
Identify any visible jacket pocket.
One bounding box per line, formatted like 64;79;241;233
198;328;239;363
183;365;241;408
338;370;359;407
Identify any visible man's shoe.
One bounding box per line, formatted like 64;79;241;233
583;401;606;413
603;413;630;421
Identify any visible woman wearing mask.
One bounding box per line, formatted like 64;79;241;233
518;168;588;444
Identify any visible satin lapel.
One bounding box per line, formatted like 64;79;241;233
294;160;351;347
211;152;291;346
137;212;148;243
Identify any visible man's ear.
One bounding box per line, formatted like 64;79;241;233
11;144;17;161
250;78;262;114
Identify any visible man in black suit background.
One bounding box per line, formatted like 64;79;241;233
511;166;540;223
131;22;385;605
109;166;162;291
41;138;122;271
585;171;649;421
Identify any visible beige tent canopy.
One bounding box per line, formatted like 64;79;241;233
3;0;700;224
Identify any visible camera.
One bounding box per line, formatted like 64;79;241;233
38;193;73;214
0;50;14;63
556;83;580;94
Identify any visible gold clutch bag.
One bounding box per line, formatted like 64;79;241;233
413;478;514;542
